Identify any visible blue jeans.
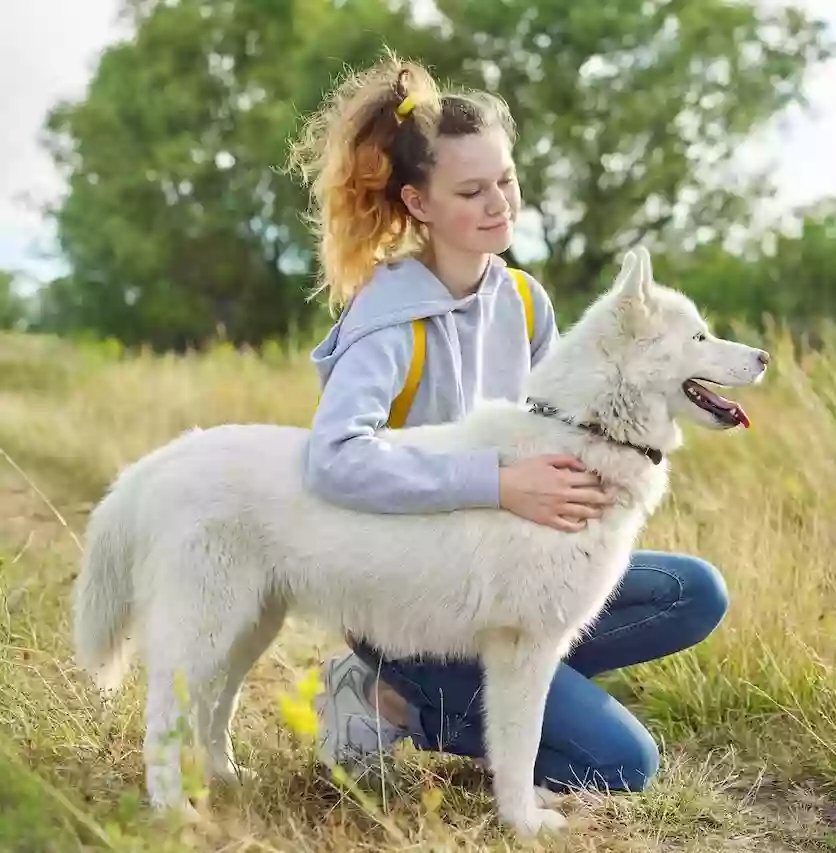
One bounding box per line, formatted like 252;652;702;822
351;551;728;793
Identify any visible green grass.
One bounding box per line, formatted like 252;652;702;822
1;328;835;851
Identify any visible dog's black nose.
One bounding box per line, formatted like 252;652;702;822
758;350;771;366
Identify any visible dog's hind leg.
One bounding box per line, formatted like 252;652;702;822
140;548;264;813
143;616;233;815
207;592;288;784
479;633;568;838
143;655;211;816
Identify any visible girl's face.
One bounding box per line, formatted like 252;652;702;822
401;127;521;257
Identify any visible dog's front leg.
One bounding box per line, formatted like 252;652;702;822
480;632;567;838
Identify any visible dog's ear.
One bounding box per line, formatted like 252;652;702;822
634;245;654;289
613;247;656;334
615;251;644;301
615;247;654;307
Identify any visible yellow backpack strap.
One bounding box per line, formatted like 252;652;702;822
508;267;535;343
386;270;532;429
387;319;426;429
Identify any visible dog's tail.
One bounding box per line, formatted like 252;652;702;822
72;480;136;695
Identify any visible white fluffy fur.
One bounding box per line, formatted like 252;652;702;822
72;248;768;836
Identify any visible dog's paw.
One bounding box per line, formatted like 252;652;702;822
536;807;568;834
509;806;568;837
151;798;203;825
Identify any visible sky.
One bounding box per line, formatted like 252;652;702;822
1;0;835;286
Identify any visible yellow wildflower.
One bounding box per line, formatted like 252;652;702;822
422;788;443;814
278;666;324;740
298;667;325;703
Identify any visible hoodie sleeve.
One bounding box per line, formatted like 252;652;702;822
304;323;501;514
524;272;559;367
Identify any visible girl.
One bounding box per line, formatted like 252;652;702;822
287;53;729;794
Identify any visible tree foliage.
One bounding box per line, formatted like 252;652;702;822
667;206;836;342
0;272;27;330
39;0;834;348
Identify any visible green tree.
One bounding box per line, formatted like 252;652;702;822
43;0;833;346
0;272;27;330
663;204;836;341
43;0;413;348
422;0;832;305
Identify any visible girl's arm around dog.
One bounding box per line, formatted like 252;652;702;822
305;323;502;515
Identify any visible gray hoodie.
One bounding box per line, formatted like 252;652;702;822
304;254;558;514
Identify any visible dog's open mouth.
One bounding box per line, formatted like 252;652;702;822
682;379;750;428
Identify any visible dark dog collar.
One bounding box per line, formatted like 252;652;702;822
527;399;663;465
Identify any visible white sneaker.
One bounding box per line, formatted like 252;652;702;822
315;652;408;770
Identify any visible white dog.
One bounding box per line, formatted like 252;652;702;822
72;247;768;836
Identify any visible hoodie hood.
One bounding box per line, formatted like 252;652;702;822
311;255;507;385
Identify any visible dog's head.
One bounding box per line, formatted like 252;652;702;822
527;246;770;449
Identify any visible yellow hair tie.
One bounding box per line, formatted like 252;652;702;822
395;94;417;123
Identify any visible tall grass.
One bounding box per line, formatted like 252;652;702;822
0;327;834;852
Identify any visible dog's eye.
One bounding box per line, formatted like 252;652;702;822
693;332;707;342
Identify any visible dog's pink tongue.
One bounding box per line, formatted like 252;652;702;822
698;383;751;429
718;395;751;429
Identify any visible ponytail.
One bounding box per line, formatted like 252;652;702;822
287;51;440;313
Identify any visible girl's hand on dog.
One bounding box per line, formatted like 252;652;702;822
499;455;616;532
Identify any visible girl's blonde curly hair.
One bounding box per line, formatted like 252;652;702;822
287;49;515;314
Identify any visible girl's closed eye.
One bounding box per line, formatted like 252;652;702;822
459;178;514;199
